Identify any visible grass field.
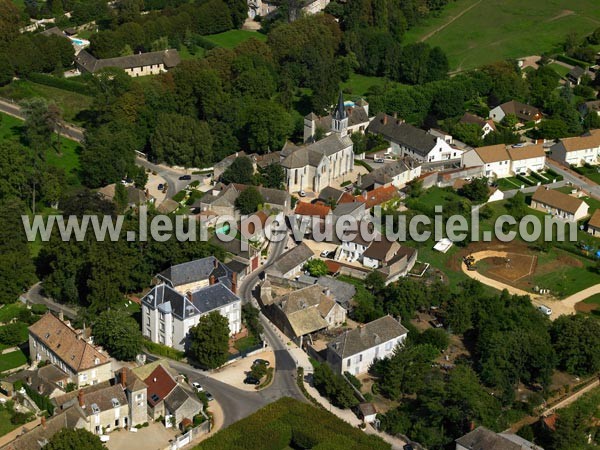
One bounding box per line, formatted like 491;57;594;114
0;80;93;124
549;63;571;77
0;350;27;373
403;0;600;71
341;72;399;98
204;30;266;48
0;304;25;324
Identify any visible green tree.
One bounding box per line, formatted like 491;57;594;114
313;363;358;408
188;311;230;369
0;54;12;86
550;315;600;375
417;328;450;351
259;163;285;189
235;186;263;214
458;178;489;203
93;310;143;361
451;122;483;147
244;100;293;153
114;182;128;212
221;156;255;184
241;303;263;338
45;429;104;450
303;259;328;277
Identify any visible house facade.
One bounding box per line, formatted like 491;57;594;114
142;257;242;351
462;144;511;178
489;100;542;124
531;186;589;221
507;144;546;175
587;209;600;237
28;313;112;388
358;160;422;190
327;316;408;375
75;49;181;77
550;131;600;166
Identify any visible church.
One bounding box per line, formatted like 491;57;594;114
281;93;356;194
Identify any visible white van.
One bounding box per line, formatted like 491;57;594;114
538;305;552;316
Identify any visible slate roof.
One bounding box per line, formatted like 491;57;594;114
191;283;240;314
455;426;541;450
28;313;109;374
163;385;201;414
225;259;249;274
328;315;408;359
281;133;352;169
233;184;290;207
568;65;585;79
267;242;313;276
333;91;347;121
76;49;181;73
78;384;128;416
367;113;438;157
212;236;253;260
532;187;587;215
158;256;230;288
359;160;412;189
316;276;355;307
332;201;364;217
318;186;344;203
144;364;177;407
281;147;326;169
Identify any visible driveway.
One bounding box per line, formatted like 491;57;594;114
105;422;178;450
209;349;275;391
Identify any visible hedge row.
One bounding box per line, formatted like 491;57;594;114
143;339;185;361
556;54;588;69
545;168;563;181
24;384;54;415
26;73;93;96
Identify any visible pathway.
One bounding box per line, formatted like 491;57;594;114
419;0;482;42
461;250;600;319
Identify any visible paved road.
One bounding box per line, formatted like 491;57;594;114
546;160;600;198
22;282;78;320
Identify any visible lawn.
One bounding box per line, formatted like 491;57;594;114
178;45;206;60
403;0;600;71
341;72;398;98
549;63;571;78
0;303;25;324
203;30;266;48
583;293;600;305
571;165;600;185
0;409;20;438
496;177;527;191
0;349;27;373
0;80;93;124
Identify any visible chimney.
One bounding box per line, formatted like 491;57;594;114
382;115;388;125
209;275;216;286
214;258;219;268
78;390;84;408
231;272;237;295
41;415;46;429
120;368;127;389
186;291;192;302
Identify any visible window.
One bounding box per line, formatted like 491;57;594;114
385;341;393;351
80;373;88;382
346;359;351;367
115;419;120;427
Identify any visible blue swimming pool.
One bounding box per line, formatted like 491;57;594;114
69;38;86;46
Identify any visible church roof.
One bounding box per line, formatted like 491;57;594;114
333;91;347;121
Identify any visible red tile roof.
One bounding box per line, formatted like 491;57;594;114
338;192;356;204
144;364;177;407
357;185;398;208
295;201;332;218
324;260;341;274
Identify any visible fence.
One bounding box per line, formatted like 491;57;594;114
168;420;211;450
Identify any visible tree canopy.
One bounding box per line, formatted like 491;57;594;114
92;309;143;361
188;311;230;369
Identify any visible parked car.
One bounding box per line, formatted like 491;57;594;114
299;190;306;197
538;305;552;316
244;376;260;385
320;249;330;257
157;183;164;191
253;359;270;367
179;175;192;180
191;382;203;392
403;445;414;450
204;392;214;401
374;158;384;163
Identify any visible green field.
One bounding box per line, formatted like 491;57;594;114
341;72;399;98
0;350;27;373
403;0;600;71
0;304;25;324
0;80;93;124
204;30;267;49
549;62;571;77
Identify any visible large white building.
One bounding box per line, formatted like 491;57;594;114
281;93;355;194
550;130;600;167
327;315;408;375
141;257;242;351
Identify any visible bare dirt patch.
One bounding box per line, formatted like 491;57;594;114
575;301;597;314
483;253;537;283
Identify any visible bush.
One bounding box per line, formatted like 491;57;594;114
545;168;563;181
26;73;93;95
31;304;48;315
343;372;362;391
24;384;54;415
556;54;588;69
516;174;533;186
143;340;185;361
0;323;29;346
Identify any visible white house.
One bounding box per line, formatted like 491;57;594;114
531;186;589;221
462;144;511;179
141;257;242;351
326;316;408;375
550;130;600;167
282;93;354;194
507;144;546;175
367;113;462;163
459;112;497;137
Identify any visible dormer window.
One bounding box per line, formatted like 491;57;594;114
94;358;100;365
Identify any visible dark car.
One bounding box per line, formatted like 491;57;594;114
244;376;260;385
157;183;164;191
403;445;414;450
179;175;192;180
204;391;214;401
253;359;270;367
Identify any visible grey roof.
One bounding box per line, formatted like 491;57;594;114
267;242;313;276
281;133;352;169
191;283;240;314
142;281;240;321
78;384;128;417
456;427;541;450
318;186;344;203
568;65;585;79
359;160;411;189
317;276;356;307
367;113;437;157
225;259;248;274
257;186;290;207
211;236;252;260
40;27;68;39
76;49;181;73
328;315;408;359
158;256;230;288
164;385;201;414
332;201;364;217
333;91;347;121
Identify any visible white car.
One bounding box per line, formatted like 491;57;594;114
538;305;552;316
299;190;306;197
191;382;203;392
320;249;330;257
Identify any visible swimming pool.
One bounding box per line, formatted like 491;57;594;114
69;37;89;46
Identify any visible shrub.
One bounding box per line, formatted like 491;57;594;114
30;304;48;315
26;73;93;95
143;340;185;361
